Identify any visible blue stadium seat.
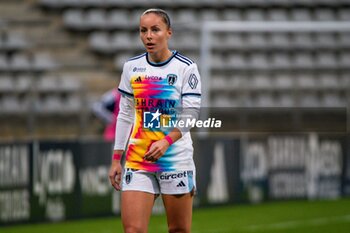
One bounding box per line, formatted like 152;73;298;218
108;9;130;28
230;75;243;89
250;74;271;89
40;0;106;8
222;34;245;49
0;75;14;92
268;9;289;21
268;0;291;6
59;76;81;92
270;53;291;69
1;95;24;113
0;32;29;51
314;33;337;49
39;0;60;8
200;9;221;21
211;54;225;69
319;73;339;88
33;53;57;71
105;0;126;5
269;33;290;48
40;95;63;113
63;10;85;30
211;74;227;90
81;0;106;7
0;53;8;70
7;33;29;50
86;10;107;29
89;32;110;52
15;75;32;92
339;8;350;21
171;32;198;51
292;33;313;49
296;74;316;88
339;33;350;48
316;52;338;69
315;8;336;21
278;93;294;107
11;54;32;71
245;9;266;21
294;53;314;69
290;8;312;21
110;33;132;49
293;0;314;6
274;74;293;89
322;92;345;107
246;33;267;49
339;52;350;68
174;9;198;25
63;94;82;113
249;53;269;69
212;93;236;107
300;93;321;107
227;53;247;69
255;93;275;107
339;73;350;87
37;76;58;91
222;9;242;21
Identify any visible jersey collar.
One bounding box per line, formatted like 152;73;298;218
146;50;177;67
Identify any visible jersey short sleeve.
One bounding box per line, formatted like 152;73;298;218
118;63;133;97
181;63;201;97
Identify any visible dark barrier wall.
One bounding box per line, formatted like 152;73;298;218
31;141;80;222
194;137;241;205
0;134;349;225
0;140;121;225
239;134;346;203
344;134;350;196
78;141;116;218
194;133;348;205
0;142;30;224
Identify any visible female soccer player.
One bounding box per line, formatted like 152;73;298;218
109;8;201;233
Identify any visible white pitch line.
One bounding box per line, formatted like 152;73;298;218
244;214;350;232
192;227;232;233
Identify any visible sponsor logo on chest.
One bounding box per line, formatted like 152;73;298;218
145;75;162;81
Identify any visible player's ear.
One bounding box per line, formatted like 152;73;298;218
167;28;172;39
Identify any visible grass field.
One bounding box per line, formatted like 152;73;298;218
3;198;350;233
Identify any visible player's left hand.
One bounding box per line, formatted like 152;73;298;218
144;139;170;162
109;160;123;191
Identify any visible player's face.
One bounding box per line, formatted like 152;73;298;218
139;13;172;55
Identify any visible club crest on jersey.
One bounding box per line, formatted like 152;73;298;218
125;171;133;184
167;74;177;86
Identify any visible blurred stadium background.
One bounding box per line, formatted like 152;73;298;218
1;0;350;231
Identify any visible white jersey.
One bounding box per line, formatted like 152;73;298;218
118;51;201;172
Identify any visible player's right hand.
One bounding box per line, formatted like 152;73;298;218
109;160;123;191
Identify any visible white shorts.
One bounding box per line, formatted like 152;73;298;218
122;168;196;195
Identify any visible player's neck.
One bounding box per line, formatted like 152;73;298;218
148;49;173;64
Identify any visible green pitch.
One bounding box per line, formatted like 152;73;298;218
3;198;350;233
